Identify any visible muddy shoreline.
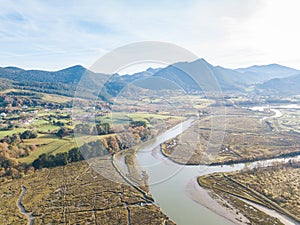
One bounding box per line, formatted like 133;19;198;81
161;145;300;166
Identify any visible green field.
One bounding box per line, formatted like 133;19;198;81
18;134;103;164
0;128;27;139
99;112;182;126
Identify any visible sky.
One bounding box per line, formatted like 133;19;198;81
1;0;300;71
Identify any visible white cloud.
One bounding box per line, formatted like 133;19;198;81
218;0;300;69
0;0;299;70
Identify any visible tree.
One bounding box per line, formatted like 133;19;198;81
20;130;38;139
68;148;83;162
10;133;21;144
96;123;111;135
56;152;68;166
130;120;147;128
56;127;70;138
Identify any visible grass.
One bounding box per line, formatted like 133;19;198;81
18;135;73;164
18;134;103;164
36;124;60;132
99;112;182;126
0;159;175;225
7;108;182;165
230;166;300;219
274;108;300;133
198;174;285;225
162;106;300;165
0;182;27;224
41;93;73;103
0;88;72;103
198;165;300;224
0;128;27;139
33;119;49;125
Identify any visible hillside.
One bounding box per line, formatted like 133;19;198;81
138;59;245;92
258;74;300;95
236;64;300;83
0;65;110;100
0;65;88;83
1;60;300;97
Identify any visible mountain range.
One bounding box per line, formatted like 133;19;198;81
236;64;300;83
1;59;299;97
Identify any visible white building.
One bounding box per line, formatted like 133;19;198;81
0;112;7;117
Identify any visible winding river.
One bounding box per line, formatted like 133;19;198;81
116;107;300;225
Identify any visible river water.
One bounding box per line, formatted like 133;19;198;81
135;120;237;225
116;106;300;225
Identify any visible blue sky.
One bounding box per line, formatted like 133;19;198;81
1;0;300;71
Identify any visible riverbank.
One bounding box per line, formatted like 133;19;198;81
161;106;300;166
160;137;300;224
115;118;300;225
162;142;300;166
185;178;249;224
161;140;300;166
111;153;154;203
197;165;300;225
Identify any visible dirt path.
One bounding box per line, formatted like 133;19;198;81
17;186;34;225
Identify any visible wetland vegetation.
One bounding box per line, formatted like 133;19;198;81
1;62;300;225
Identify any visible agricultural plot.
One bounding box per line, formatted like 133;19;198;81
0;128;27;139
18;134;101;164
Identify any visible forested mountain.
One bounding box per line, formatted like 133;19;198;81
258;74;300;96
235;64;300;83
0;65;90;83
1;59;299;97
0;65;110;100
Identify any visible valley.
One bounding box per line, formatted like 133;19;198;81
1;59;300;225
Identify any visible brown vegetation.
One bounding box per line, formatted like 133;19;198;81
198;164;300;224
162;107;300;165
0;158;175;224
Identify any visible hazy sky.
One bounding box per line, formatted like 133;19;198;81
1;0;300;71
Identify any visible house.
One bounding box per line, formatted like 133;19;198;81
30;110;38;115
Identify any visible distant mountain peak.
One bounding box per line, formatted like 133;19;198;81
4;66;23;70
234;63;300;83
3;66;24;73
193;58;208;63
57;65;87;72
171;58;211;69
236;63;299;71
1;60;299;96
